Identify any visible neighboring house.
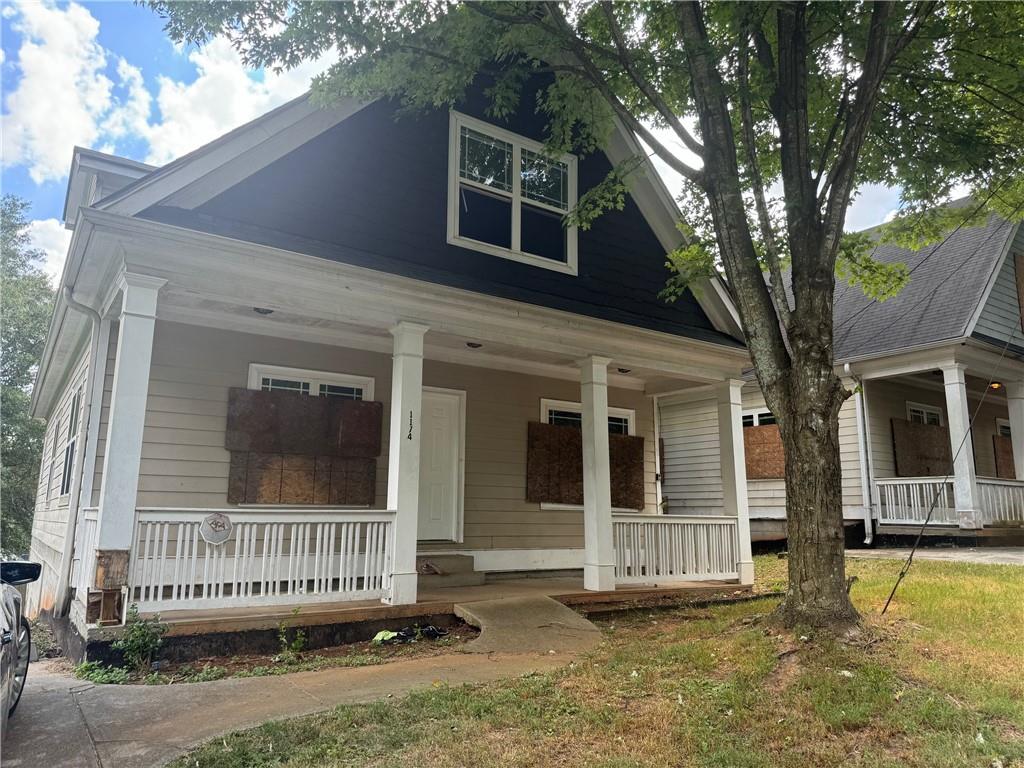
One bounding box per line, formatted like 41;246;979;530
26;78;756;647
662;207;1024;541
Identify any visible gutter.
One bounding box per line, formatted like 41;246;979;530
844;363;874;545
53;286;102;617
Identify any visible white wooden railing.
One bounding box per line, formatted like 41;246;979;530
612;514;739;583
128;508;395;611
976;478;1024;526
71;506;99;595
875;477;959;526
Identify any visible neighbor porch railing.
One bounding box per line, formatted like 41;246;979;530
127;508;395;612
612;514;739;583
70;506;99;595
875;477;959;526
976;478;1024;526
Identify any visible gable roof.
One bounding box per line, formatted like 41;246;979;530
831;211;1020;361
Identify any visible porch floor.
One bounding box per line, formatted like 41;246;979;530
149;577;749;637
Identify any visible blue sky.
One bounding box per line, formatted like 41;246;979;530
1;1;903;284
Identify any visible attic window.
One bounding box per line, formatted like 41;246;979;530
448;111;578;275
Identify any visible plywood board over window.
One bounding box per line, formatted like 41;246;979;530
891;418;952;477
744;425;785;479
525;421;645;510
993;434;1016;479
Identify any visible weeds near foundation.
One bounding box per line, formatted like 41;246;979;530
74;661;131;685
113;604;168;674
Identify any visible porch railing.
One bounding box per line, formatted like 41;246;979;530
128;508;395;612
976;478;1024;526
875;477;959;526
612;514;739;583
70;506;99;594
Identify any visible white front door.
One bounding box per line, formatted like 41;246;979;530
417;388;463;541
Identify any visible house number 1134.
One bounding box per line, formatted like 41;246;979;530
407;410;414;440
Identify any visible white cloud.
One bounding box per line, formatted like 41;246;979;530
142;38;333;165
2;1;121;183
27;218;72;286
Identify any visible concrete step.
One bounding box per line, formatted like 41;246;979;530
416;554;485;588
454;595;602;655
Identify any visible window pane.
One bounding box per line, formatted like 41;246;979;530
319;384;363;400
742;414;755;428
458;184;512;249
61;442;75;495
521;150;568;210
261;377;310;395
460;127;512;191
1000;423;1012;437
548;409;582;429
521;203;567;263
758;412;777;426
926;411;941;426
608;416;630;435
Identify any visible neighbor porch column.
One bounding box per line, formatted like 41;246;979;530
941;363;981;529
386;321;429;605
1004;380;1024;480
580;355;615;592
95;272;165;617
716;379;755;585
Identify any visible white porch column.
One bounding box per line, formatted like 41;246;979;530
580;355;615;591
941;363;981;529
716;379;754;585
386;321;429;605
1005;380;1024;480
93;273;164;620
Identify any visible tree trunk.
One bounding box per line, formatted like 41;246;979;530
769;361;859;628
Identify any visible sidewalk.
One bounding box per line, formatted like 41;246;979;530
847;546;1023;566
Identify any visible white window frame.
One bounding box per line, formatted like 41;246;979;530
997;417;1012;438
247;363;375;401
538;398;639;512
741;408;776;428
906;401;944;426
59;388;82;498
447;110;579;276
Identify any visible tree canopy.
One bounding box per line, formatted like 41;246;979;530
1;195;55;556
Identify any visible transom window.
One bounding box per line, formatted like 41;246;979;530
742;409;776;428
247;364;375;401
907;401;943;426
541;399;634;436
448;111;578;275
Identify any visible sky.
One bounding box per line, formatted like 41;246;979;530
1;1;904;286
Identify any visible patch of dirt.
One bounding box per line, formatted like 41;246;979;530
765;646;802;692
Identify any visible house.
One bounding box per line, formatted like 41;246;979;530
25;78;756;650
661;205;1024;542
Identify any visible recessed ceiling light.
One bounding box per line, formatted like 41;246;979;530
466;342;483;349
991;381;1003;390
617;367;632;374
253;307;274;315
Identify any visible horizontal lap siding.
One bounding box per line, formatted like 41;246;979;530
122;321;657;552
658;393;723;514
27;350;90;616
866;378;1008;480
973;226;1023;345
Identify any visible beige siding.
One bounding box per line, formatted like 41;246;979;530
865;378;1008;480
26;350;90;617
658;393;722;514
973;224;1023;345
118;320;657;552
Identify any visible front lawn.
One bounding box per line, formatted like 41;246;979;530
171;555;1024;768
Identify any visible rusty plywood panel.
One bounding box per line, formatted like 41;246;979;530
610;434;645;510
994;434;1016;479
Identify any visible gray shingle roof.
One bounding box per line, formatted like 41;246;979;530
830;213;1018;360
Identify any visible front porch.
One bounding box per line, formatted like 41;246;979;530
852;344;1024;536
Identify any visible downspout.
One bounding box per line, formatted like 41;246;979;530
54;286;101;617
845;363;874;545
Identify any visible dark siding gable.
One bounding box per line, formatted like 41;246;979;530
142;90;737;345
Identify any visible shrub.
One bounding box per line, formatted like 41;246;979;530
75;661;131;685
112;604;168;674
274;607;306;664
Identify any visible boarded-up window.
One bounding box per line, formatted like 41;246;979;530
994;434;1016;479
225;388;382;505
743;424;785;479
525;421;645;509
891;418;952;477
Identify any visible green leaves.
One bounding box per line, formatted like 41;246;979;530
835;232;910;303
660;242;717;303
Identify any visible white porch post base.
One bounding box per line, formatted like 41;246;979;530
385;321;428;605
95;273;165;555
580;355;615;592
942;364;981;529
717;379;754;586
1005;380;1024;480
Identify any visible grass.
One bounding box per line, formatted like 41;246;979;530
170;555;1024;768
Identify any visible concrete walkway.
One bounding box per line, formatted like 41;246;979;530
2;651;568;768
455;595;603;655
847;546;1023;566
